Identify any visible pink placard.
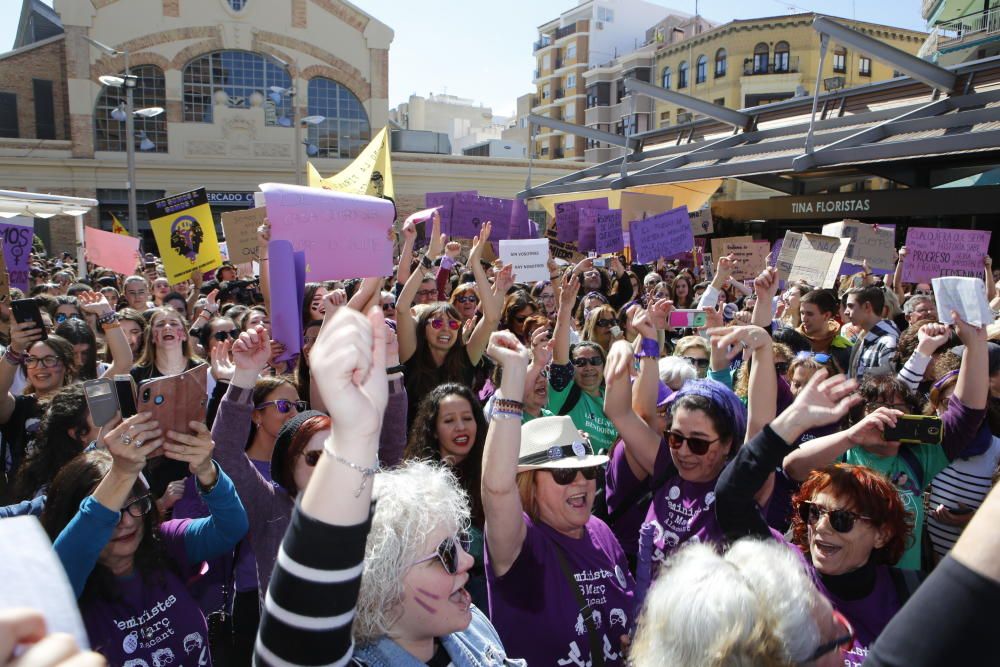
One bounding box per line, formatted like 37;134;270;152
902;227;992;283
261;183;394;281
84;226;140;276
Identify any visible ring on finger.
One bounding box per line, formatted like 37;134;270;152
134;438;143;448
121;434;133;445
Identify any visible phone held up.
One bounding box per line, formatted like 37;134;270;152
668;309;707;329
10;299;48;341
882;414;943;445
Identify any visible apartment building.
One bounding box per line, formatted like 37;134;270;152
922;0;1000;65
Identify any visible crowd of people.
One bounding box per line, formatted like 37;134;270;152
2;210;1000;667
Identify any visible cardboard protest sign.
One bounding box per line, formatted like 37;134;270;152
628;206;695;264
0;219;33;292
689;208;714;236
260;182;394;281
146;188;223;283
500;239;550;283
544;224;586;263
932;277;992;328
822;220;896;273
776;231;851;288
666;237;707;269
84;226;140;276
594;210;624;255
710;236;768;280
621;192;673;226
221;207;266;265
554;198;608;244
426;191;477;237
902;227;992;283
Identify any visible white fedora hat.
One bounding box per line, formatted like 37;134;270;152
517;416;609;472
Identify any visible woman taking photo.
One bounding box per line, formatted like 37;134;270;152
255;307;523;667
481;330;634;666
42;412;248;667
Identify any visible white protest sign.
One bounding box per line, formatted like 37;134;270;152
776;231;851;288
932;277;994;328
500;238;550;283
822;219;896;272
689;208;714;236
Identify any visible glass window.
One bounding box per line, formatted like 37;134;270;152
714;49;727;77
543;53;551;69
228;0;247;9
774;42;790;72
306;77;371;159
567;43;577;59
661;66;671;89
95;65;167;152
833;47;847;73
753;43;769;74
597;6;614;22
859;56;872;76
678;60;688;88
183;51;292;124
0;93;17;138
567;73;576;89
695;55;707;83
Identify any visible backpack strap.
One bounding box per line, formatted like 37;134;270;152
896;445;925;492
558;382;583;417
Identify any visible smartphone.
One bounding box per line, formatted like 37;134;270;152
10;299;48;340
669;309;707;328
883;415;943;445
949;505;976;516
114;375;138;419
594;258;607;268
84;378;120;427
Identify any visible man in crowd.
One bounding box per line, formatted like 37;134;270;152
796;288;853;372
843;285;900;378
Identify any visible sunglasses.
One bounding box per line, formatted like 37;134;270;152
212;330;239;342
430;318;460;331
682;356;710;370
121;495;153;520
381;302;396;311
454;295;478;304
410;533;472;575
302;449;322;467
513;314;531;324
55;313;83;324
798;501;871;533
572;356;604;367
595;318;616;328
667;430;721;456
548;466;600;485
809;609;856;661
255;399;307;414
775;362;790;376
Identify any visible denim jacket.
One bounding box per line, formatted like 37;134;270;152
352;607;525;667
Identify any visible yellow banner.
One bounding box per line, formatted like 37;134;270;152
145;188;223;283
111;213;129;236
307;126;394;200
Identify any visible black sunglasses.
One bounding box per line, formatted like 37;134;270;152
411;533;473;574
572;356;604;367
255;399;307;414
548;466;600;485
667;430;721;456
595;318;616;328
213;329;239;342
775;361;790;375
682;356;710;369
302;450;322;467
798;501;872;533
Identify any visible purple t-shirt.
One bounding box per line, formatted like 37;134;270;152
604;440;656;561
817;565;902;667
82;519;213;667
486;513;635;666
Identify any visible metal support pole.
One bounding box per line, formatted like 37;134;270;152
804;34;829;156
124;51;139;241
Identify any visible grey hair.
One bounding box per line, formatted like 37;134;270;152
902;293;933;316
881;288;902;319
630;540;821;667
353;460;471;645
658;355;698;391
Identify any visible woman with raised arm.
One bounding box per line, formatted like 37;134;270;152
482;331;634;666
255;308;522;667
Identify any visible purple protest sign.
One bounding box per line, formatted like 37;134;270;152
267;240;301;364
628;206;694;264
426;191;477;236
261;182;394;281
902;227;992;283
508;199;532;240
451;194;511;241
594;210;624;255
577;208;600;252
0;219;34;292
555;197;608;244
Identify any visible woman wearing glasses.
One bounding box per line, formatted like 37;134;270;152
449;282;480;324
499;291;539;346
581;303;619;353
481;331;634;666
256;307;522;667
530;280;557;318
41;411;247;667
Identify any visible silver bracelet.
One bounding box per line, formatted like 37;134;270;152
323;443;379;497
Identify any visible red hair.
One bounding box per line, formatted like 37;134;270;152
278;414;331;495
791;464;912;566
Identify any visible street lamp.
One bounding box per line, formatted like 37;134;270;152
266;55;326;185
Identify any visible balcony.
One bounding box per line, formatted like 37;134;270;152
937;7;1000;50
533;37;552;52
553;147;565;158
555;88;565;99
554;24;577;39
743;55;800;75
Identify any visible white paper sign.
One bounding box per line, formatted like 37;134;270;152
932;277;994;328
500;238;550;283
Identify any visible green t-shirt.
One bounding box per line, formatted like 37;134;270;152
522;407;554;424
843;443;949;570
546;381;618;454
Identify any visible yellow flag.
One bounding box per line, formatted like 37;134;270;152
307;126;394;200
111;213;129;236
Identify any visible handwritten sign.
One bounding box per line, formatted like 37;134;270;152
594;210;624;255
0;219;33;292
822;220;896;273
932;277;992;328
84;226;141;276
500;238;550;283
710;236;767;281
426;191;477;236
621;192;673;227
221;207;266;264
146;188;223;283
689;208;714;236
628;206;695;264
555;198;608;244
902;227;992;283
776;231;851;288
260;182;394;281
451;195;512;241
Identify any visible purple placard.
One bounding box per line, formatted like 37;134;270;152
268;240;302;363
903;227;992;283
555;197;608;244
261;183;394;281
594;210;624;255
0;219;34;291
426;191;477;237
577;208;599;252
509;199;532;240
627;206;694;264
451;194;511;240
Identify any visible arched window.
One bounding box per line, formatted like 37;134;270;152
94;65;167;152
695;55;707;84
182;51;292;124
774;41;790;73
678;60;688;88
661;66;671;89
306;77;371;159
714;48;727;77
753;42;769;74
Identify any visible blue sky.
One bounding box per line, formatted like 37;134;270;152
2;0;926;116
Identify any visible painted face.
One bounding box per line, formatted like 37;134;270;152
668;406;730;484
424;312;460;354
435;394;477;465
152;313;186;348
799;302;829;336
120;320;143;354
534;467;596;537
25;341;65;393
309;287;328;320
806;490;887;576
292;430;328;493
572;347;604;393
256;384;301;441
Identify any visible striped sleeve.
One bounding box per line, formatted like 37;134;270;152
254;504;372;667
897;350;931;390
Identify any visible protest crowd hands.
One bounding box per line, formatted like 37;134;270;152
915;322;951;355
9;321;43;354
76;291;112;315
0;609;105;667
101;413;163;475
486;331;530;370
162;421;217;487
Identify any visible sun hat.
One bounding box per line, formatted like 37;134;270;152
517;416;609;471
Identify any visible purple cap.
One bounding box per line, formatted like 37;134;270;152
657;381;674;407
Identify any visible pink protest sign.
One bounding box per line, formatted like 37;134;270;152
426;191;477;236
260;182;394;281
902;227;992;283
84;226;140;276
405;206;441;249
594;210;624;255
555;198;608;244
628;206;694;264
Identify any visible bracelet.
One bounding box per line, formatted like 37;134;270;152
420;255;433;269
386;364;405;376
323;445;379;497
636;337;660;359
492;398;524;420
196;464;220;495
101;322;121;330
3;347;24;366
96;311;120;327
